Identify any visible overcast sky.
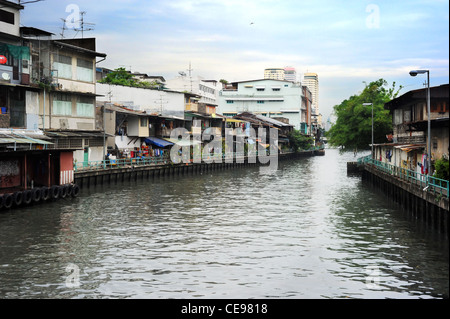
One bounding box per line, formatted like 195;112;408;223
19;0;449;122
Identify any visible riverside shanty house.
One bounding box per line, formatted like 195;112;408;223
96;102;181;161
233;112;294;152
96;77;225;160
26;35;107;164
1;0;107;166
373;84;449;174
0;128;79;210
96;79;188;160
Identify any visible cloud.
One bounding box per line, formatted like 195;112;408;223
21;0;449;120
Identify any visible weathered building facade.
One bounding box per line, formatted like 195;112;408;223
218;79;306;132
374;84;449;174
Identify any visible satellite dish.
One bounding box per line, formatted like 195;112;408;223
2;73;10;80
179;71;186;76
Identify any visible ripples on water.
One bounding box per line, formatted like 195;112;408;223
0;149;448;299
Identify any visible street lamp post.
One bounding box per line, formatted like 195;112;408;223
363;103;374;159
409;70;431;180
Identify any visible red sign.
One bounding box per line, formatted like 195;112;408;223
0;55;7;64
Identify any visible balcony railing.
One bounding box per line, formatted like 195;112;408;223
185;103;198;112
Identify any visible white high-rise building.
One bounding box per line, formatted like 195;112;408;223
264;68;285;80
303;73;319;115
284;67;297;82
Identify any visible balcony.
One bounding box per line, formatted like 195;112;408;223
185;103;198;112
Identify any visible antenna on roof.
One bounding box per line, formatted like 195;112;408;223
18;0;44;4
59;18;68;38
187;62;194;92
73;11;95;38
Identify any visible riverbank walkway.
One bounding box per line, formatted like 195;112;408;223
357;155;449;199
73;148;325;188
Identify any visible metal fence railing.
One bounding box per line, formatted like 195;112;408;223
74;152;257;172
358;156;449;198
74;147;324;173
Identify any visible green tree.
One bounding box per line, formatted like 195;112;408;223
326;79;403;150
99;68;160;89
434;157;449;180
288;129;314;152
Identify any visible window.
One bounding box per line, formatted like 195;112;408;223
53;54;72;79
77;58;93;82
53;93;72;116
272;88;280;91
257;101;265;104
226;100;234;104
431;101;449;113
140;117;148;127
393;109;403;125
256;88;265;91
76;96;94;117
0;9;15;25
403;110;411;123
1;51;13;67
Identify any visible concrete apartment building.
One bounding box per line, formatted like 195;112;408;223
218;79;308;131
0;0;108;166
264;68;285;81
303;72;321;132
303;72;319;115
165;74;219;115
264;67;298;82
284;67;297;82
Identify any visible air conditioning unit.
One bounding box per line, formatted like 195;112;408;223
1;72;11;82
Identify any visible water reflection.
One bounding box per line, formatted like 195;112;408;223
0;149;448;299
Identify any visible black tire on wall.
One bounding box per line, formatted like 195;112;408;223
41;187;50;201
32;188;42;203
71;184;80;197
66;184;73;197
13;191;23;206
23;190;32;205
50;185;60;200
3;194;13;209
59;185;68;199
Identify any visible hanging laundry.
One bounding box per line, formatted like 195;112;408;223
385;149;392;162
422;154;428;175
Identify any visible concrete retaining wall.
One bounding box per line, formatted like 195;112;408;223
362;164;449;236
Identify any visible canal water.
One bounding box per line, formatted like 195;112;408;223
0;149;448;299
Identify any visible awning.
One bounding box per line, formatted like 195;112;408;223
0;137;53;145
144;137;174;148
395;144;426;152
226;119;244;123
164;138;202;147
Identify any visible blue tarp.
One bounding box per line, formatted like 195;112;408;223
144;137;174;148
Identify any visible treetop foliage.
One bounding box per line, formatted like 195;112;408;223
99;67;162;89
326;79;403;150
